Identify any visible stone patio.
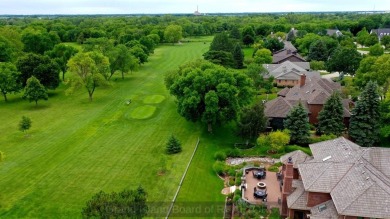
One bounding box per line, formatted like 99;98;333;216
242;169;281;208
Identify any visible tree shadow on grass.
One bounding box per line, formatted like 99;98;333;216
24;103;50;110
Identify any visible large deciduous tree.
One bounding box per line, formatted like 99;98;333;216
284;102;310;145
253;48;272;64
21;29;60;54
349;81;380;147
0;36;16;62
23;76;48;106
82;186;148;219
264;37;284;53
318;92;345;136
0;62;21;102
67;51;109;101
46;44;78;81
16;53;61;89
164;25;182;44
166;60;254;133
108;44;138;80
326;47;362;76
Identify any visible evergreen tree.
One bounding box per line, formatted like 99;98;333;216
308;40;328;61
284;102;310;145
166;135;182;154
286;30;295;42
232;43;244;69
23;76;48;106
349;81;380;147
237;102;267;139
318;92;345;136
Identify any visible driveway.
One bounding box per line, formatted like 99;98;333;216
322;72;339;79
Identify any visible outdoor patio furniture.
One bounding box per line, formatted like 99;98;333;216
254;189;267;199
253;170;266;179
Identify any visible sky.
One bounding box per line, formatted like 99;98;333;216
1;0;390;15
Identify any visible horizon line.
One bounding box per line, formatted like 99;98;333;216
0;10;389;16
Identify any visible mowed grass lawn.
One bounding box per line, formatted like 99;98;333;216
0;36;227;218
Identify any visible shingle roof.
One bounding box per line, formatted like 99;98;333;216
263;61;310;74
370;28;390;39
278;87;290;97
264;97;294;118
298;162;353;193
331;159;390;218
291;137;390;218
326;29;343;37
310;200;339;219
287;180;311;210
309;137;362;163
272;50;306;64
280;150;311;168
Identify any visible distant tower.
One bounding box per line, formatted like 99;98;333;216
194;5;201;16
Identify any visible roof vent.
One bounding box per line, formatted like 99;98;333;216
362;171;365;174
318;204;327;212
322;156;331;162
366;177;370;180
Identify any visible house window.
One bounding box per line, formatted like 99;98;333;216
278;80;281;83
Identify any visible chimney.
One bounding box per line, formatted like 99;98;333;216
300;74;306;87
287;49;291;54
281;157;294;217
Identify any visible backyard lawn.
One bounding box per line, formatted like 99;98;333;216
0;36;227;218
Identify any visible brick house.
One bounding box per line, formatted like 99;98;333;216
279;137;390;219
264;75;352;129
263;61;318;87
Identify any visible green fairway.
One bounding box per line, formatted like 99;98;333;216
0;36;227;218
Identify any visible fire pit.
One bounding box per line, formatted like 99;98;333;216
257;182;266;189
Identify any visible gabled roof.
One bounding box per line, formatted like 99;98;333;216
298;162;353;193
273;50;306;64
310;200;339;219
292;137;390;218
331;158;390;218
280;150;311;168
370;28;390;39
263;61;310;73
275;70;301;80
326;29;342;37
278;87;290;97
264;97;294;118
287;180;311;210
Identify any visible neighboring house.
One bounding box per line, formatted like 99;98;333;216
263;61;317;87
279;137;390;219
264;75;352;129
326;29;343;37
288;28;299;38
272;41;307;64
370;28;390;41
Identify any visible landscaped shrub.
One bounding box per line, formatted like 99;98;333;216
213;161;227;176
309;134;337;144
227;167;236;176
268;162;282;171
165;135;182;154
225;148;241;157
214;151;227;161
229;177;235;186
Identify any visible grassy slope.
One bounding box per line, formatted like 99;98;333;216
0;36;227;218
